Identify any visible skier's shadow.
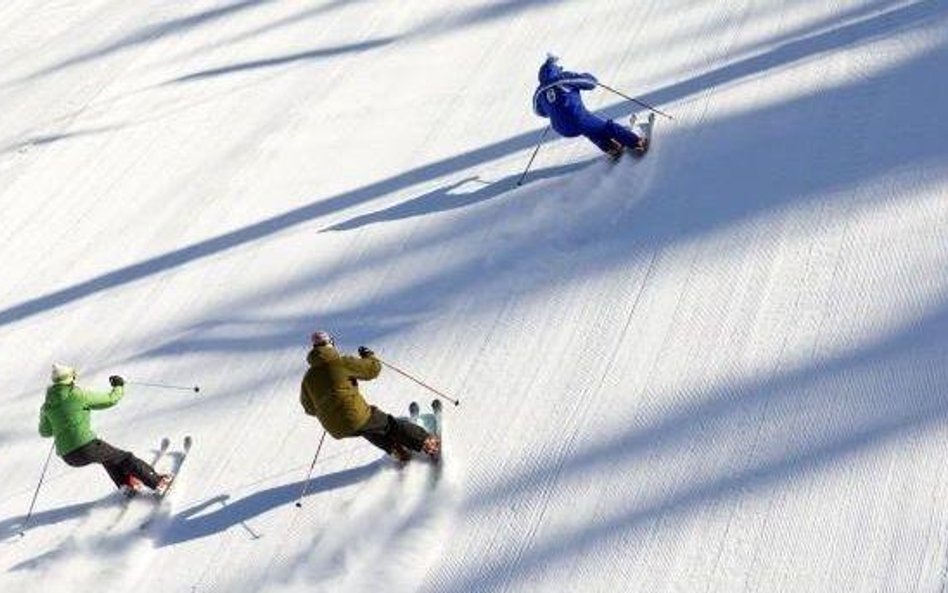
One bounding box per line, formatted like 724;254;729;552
158;459;383;546
323;159;595;232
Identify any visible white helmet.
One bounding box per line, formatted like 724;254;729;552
51;363;77;385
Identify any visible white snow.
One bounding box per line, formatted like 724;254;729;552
2;1;947;592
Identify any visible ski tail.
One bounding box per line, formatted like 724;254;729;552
634;112;656;157
431;399;443;438
429;399;443;465
139;436;192;530
156;435;192;500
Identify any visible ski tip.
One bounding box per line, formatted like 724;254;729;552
160;437;171;449
183;435;193;449
431;399;443;412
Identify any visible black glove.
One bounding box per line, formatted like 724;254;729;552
109;375;125;387
358;346;375;358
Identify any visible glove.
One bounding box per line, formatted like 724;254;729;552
109;375;125;387
358;346;375;358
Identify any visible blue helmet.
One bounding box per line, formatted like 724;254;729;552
538;53;562;83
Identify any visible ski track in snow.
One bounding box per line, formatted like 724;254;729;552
263;460;458;593
4;445;187;591
7;497;156;591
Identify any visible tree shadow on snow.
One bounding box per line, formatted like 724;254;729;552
434;294;948;592
165;37;397;84
11;0;265;84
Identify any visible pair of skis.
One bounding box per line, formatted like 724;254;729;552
408;399;442;464
137;435;192;500
109;435;192;530
631;112;657;157
606;111;656;162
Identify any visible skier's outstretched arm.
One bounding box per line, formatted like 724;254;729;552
342;355;381;381
561;71;598;90
77;385;125;410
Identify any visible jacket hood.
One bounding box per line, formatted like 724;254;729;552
307;344;341;367
45;382;74;404
538;56;562;83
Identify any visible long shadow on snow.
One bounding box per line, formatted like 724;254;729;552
437;299;948;592
0;2;942;331
172;0;571;74
174;0;372;62
166;37;397;84
12;0;265;84
16;0;568;85
158;459;382;546
633;0;944;114
0;126;121;156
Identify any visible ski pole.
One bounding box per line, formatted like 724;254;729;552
595;82;675;121
516;126;551;186
295;430;327;508
380;359;460;407
19;442;55;537
127;380;201;393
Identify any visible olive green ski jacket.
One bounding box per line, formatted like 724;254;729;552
300;344;381;439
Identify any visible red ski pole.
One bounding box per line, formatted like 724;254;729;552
380;359;460;407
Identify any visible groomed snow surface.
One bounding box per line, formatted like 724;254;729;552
2;1;947;592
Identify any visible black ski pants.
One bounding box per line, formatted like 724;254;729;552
356;406;429;454
62;439;161;489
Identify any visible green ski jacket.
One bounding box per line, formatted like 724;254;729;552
39;382;125;455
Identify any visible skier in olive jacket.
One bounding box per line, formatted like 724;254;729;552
39;364;169;494
300;331;440;462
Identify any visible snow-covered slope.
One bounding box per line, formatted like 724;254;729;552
2;1;947;592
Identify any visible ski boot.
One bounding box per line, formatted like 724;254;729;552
632;135;649;156
120;474;145;498
154;474;173;497
629;112;653;157
422;435;441;460
390;443;412;465
604;138;624;162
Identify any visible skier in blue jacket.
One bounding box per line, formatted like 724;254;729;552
533;55;646;159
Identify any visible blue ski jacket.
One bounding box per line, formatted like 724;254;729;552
533;60;599;138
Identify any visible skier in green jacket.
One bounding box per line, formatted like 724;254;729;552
300;331;441;463
39;364;170;495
